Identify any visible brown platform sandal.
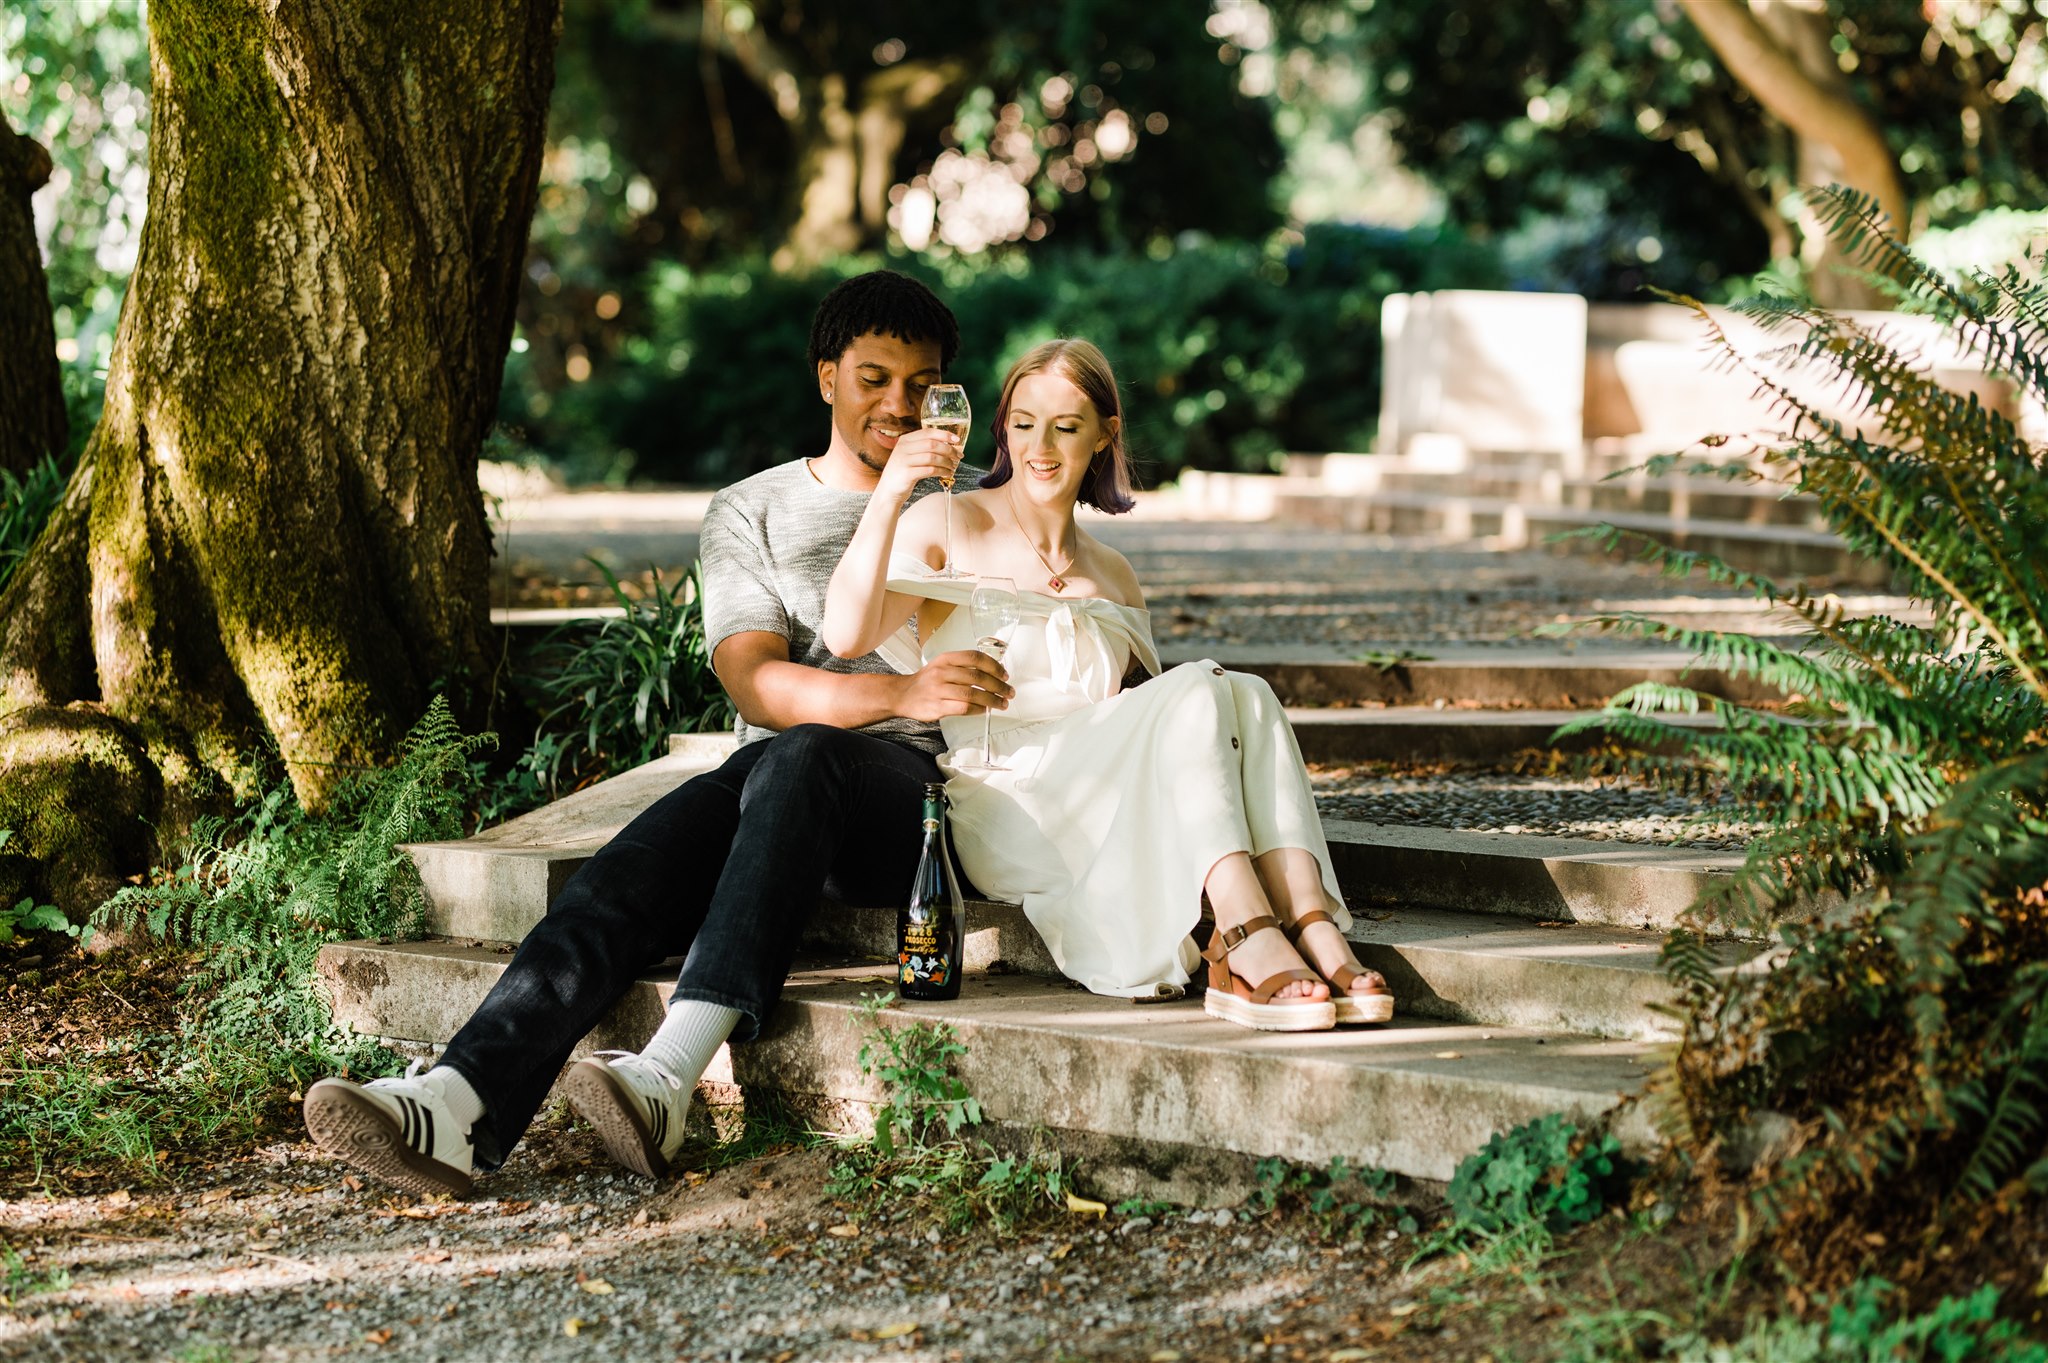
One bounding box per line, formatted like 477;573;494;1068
1284;909;1396;1025
1201;915;1337;1032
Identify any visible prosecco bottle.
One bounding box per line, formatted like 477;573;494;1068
898;783;965;1001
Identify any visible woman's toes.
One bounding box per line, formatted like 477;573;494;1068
1352;970;1388;996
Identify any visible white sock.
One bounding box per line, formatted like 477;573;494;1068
425;1066;486;1130
640;1001;744;1088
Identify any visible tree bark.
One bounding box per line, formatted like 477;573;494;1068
0;120;66;477
1679;0;1907;308
0;0;560;914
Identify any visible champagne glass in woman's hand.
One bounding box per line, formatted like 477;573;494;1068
964;577;1021;770
920;383;972;579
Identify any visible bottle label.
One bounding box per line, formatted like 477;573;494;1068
899;913;948;986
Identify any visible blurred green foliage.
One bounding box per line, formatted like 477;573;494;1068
1328;0;2048;300
0;0;148;374
502;221;1505;485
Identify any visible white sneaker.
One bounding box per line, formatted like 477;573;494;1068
303;1061;476;1198
562;1050;691;1178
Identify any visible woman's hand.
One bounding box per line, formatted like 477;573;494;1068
876;425;964;504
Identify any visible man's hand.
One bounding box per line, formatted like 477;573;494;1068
896;649;1012;721
875;425;963;503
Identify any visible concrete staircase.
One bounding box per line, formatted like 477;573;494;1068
1176;453;1891;588
317;649;1770;1189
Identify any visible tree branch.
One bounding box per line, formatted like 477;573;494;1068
1677;0;1907;236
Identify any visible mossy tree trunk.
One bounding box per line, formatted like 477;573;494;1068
0;119;66;477
0;0;560;914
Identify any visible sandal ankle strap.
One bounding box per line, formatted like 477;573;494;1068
1203;914;1285;959
1283;908;1338;941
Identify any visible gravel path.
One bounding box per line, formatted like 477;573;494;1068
1309;763;1761;851
0;1121;1464;1363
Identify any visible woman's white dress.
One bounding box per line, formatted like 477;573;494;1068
887;556;1352;998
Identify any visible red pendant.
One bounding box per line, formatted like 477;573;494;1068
1048;575;1066;592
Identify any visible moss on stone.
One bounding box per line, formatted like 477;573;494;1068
0;704;161;916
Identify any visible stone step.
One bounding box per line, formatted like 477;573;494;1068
783;897;1726;1041
1170;649;1782;709
316;941;1660;1184
1281;456;1822;529
1266;487;1884;586
1282;705;1721;764
1322;817;1742;934
417;752;1743;945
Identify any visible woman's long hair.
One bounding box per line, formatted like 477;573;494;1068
979;339;1138;514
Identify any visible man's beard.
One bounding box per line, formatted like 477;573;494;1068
856;443;889;475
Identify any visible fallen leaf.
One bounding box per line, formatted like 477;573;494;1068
825;1223;860;1238
579;1278;615;1295
1150;1352;1184;1362
1050;1242;1073;1260
1065;1193;1108;1217
411;1250;451;1265
1328;1351;1373;1362
343;1177;364;1193
105;1189;132;1206
364;1328;393;1345
563;1317;585;1337
1433;1051;1464;1061
630;1210;649;1227
1389;1303;1420;1318
201;1188;233;1204
873;1322;918;1340
549;1232;573;1248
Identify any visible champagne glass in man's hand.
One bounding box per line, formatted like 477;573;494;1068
963;577;1021;770
920;383;972;579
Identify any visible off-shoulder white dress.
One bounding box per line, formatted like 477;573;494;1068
886;556;1352;998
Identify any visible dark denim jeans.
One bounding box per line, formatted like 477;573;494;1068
439;723;940;1167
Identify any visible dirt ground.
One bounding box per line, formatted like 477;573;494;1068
0;1116;1544;1363
0;941;1534;1363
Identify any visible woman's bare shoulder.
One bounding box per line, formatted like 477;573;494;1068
1082;533;1146;608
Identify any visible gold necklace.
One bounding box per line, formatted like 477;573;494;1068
1006;491;1075;593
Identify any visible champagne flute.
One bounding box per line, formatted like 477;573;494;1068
964;577;1021;770
920;383;972;579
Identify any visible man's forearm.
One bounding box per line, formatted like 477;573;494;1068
731;658;911;733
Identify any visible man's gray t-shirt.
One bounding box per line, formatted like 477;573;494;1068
700;458;941;753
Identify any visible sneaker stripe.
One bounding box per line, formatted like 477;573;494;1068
420;1102;435;1156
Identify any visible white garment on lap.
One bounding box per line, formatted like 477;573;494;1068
888;555;1350;999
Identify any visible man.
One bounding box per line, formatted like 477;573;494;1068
302;271;1009;1196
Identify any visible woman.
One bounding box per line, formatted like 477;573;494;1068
823;340;1393;1031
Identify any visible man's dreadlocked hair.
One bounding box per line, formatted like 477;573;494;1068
806;270;959;371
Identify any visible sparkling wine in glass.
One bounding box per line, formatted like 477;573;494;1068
920;383;972;579
965;577;1021;769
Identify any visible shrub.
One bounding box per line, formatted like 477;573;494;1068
1445;1112;1632;1236
485;558;734;821
1555;188;2048;1280
499;225;1506;486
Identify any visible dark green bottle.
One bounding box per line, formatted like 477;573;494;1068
898;783;965;1001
